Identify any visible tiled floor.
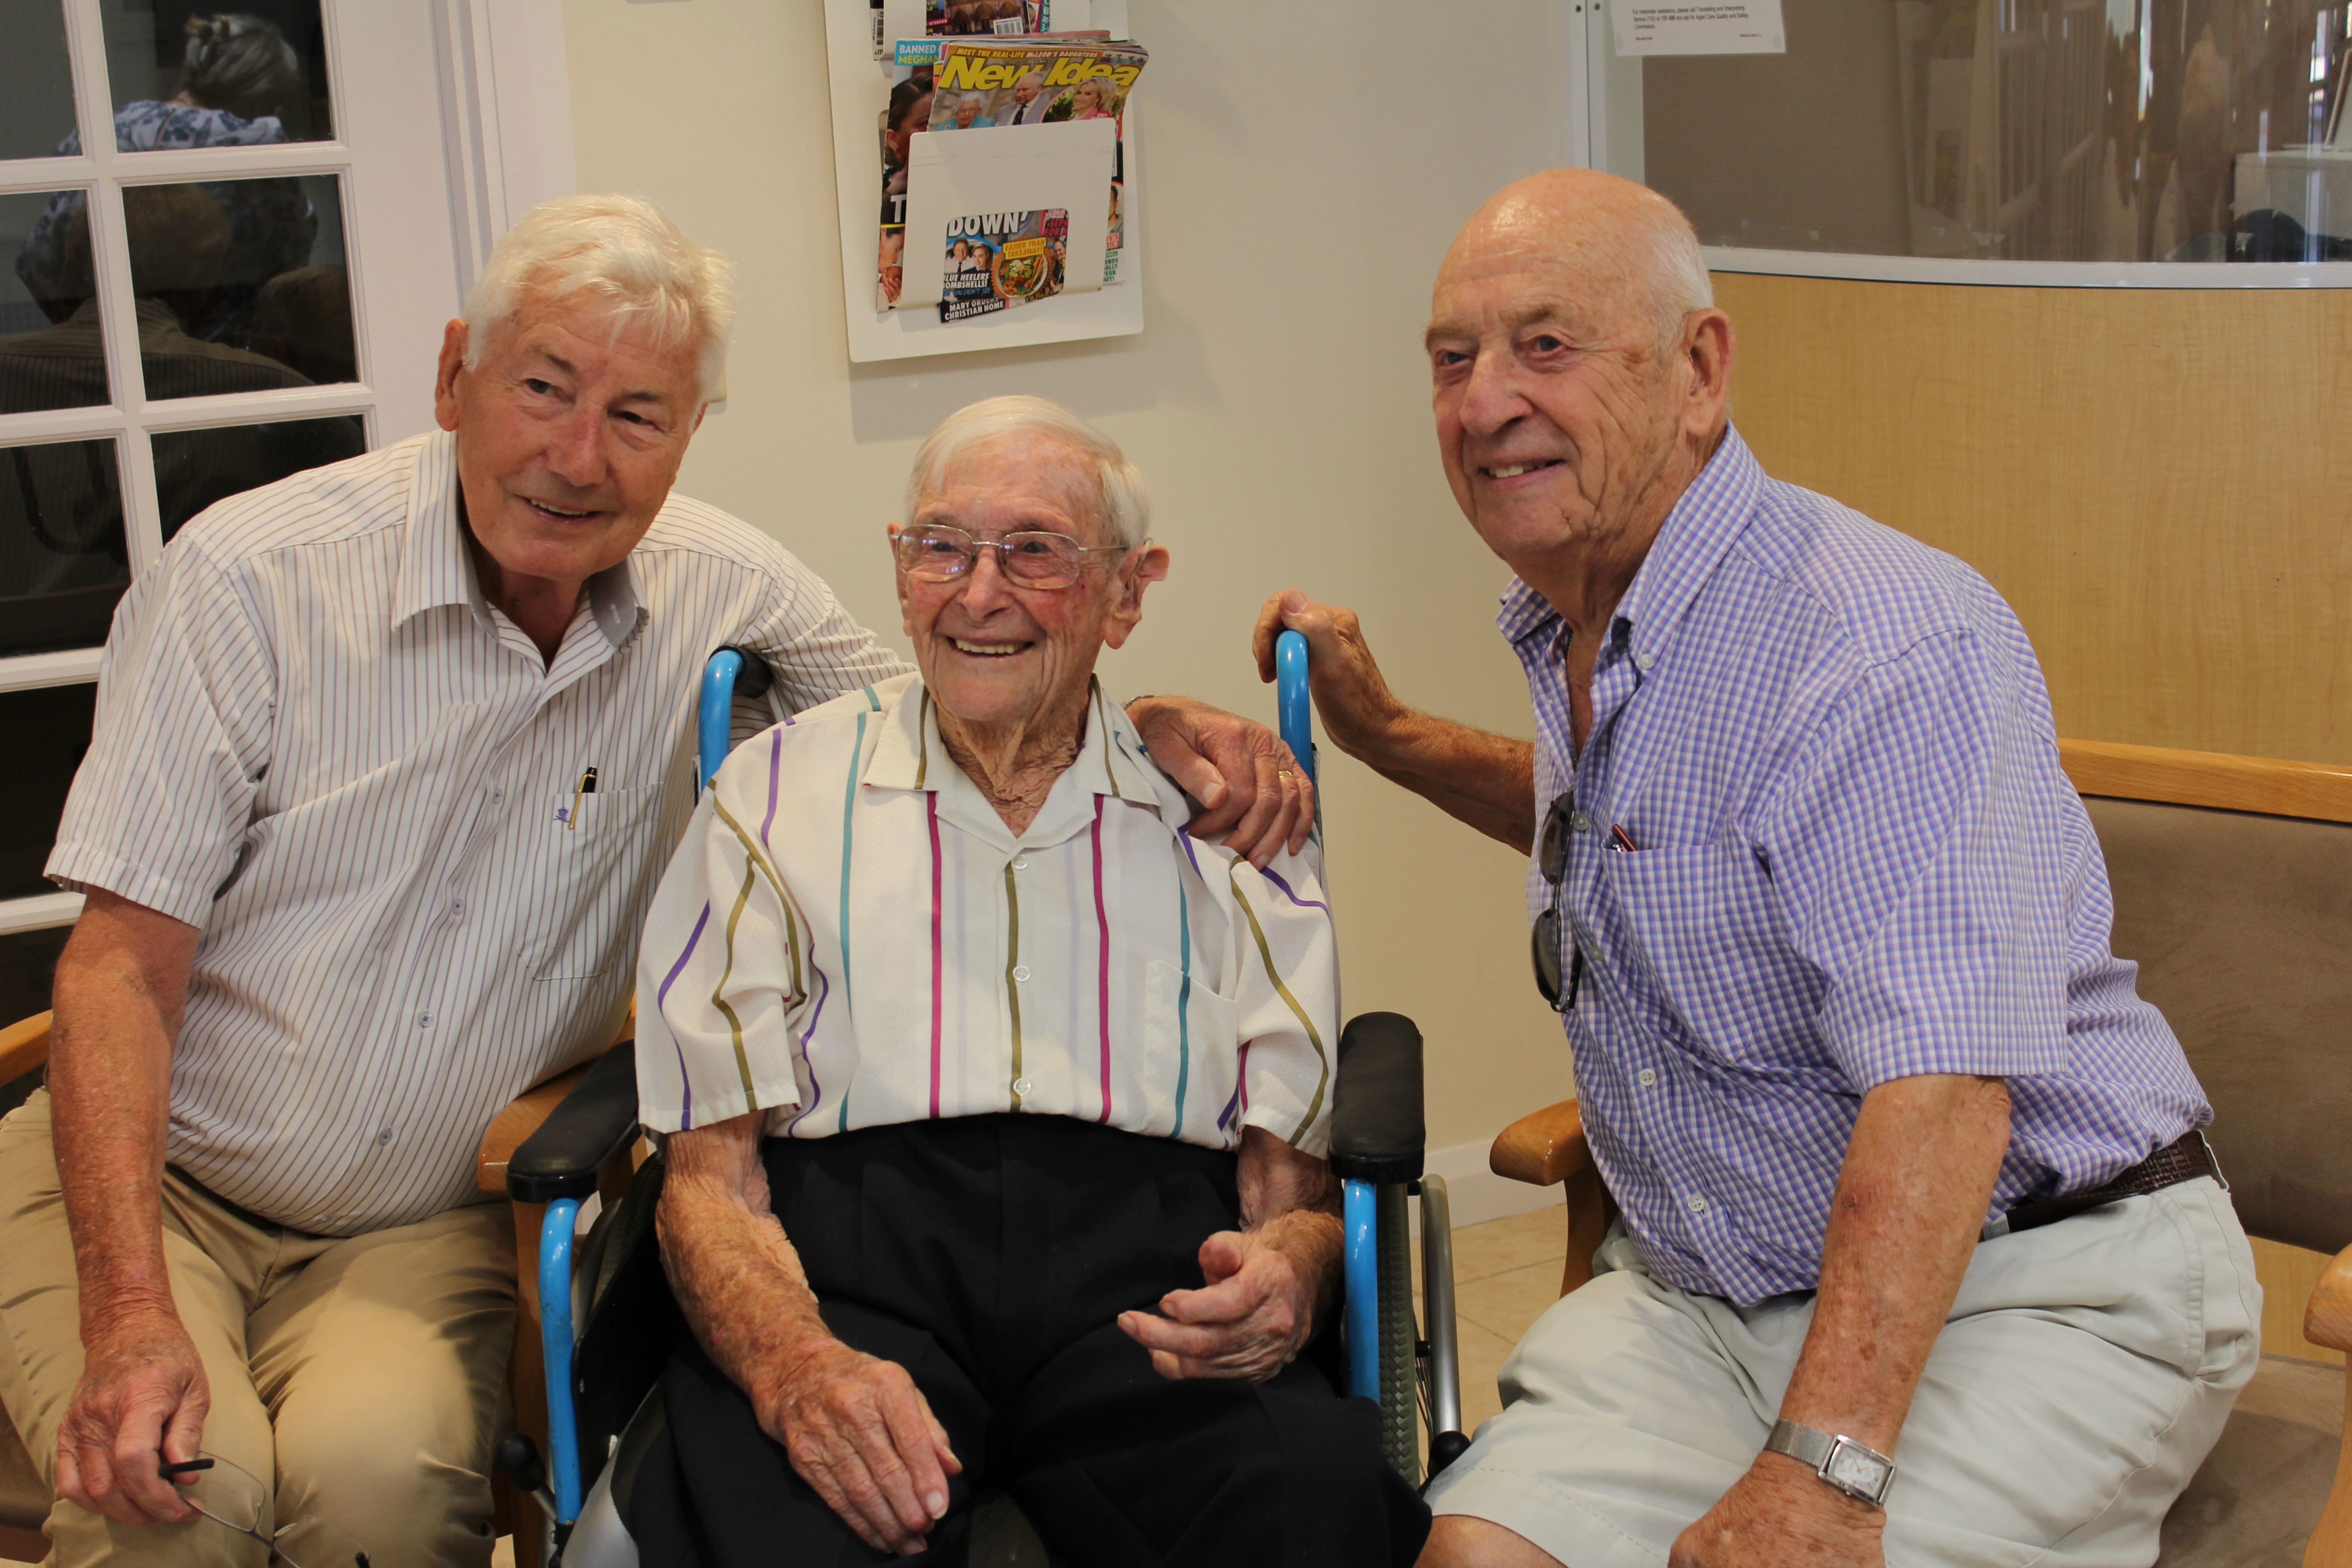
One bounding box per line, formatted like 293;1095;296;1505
1419;1205;1568;1435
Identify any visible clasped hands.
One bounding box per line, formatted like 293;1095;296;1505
747;1222;1329;1557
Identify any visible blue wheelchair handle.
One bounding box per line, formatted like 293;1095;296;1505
539;1198;583;1525
1274;629;1316;792
698;650;745;793
1342;1179;1378;1402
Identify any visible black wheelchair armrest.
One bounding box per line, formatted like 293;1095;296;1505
506;1042;642;1204
1328;1011;1424;1185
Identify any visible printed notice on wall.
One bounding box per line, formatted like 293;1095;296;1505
1609;0;1785;55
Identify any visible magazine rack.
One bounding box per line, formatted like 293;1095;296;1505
823;0;1145;363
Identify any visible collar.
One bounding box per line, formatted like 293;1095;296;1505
1495;425;1762;672
865;675;1189;849
391;429;645;648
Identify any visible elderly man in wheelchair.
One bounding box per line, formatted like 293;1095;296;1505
613;396;1430;1566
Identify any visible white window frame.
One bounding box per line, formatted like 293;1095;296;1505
1568;3;2352;290
0;0;576;941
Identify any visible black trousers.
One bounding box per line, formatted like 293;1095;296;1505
625;1114;1429;1567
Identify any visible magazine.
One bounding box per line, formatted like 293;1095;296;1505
924;38;1145;287
939;208;1068;321
927;0;1050;38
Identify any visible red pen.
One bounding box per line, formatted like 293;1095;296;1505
1609;823;1640;853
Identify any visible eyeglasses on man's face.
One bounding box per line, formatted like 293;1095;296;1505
893;521;1130;591
161;1453;370;1566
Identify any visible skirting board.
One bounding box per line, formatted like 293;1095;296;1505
1421;1136;1564;1232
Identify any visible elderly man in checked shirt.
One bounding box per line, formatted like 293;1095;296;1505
626;396;1427;1565
1259;170;2257;1568
0;201;1308;1568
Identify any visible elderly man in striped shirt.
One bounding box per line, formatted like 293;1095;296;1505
626;396;1427;1565
0;197;1308;1568
1260;170;2257;1568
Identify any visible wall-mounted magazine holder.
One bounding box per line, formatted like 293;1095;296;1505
823;0;1144;363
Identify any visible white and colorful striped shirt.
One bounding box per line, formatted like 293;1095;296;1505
636;673;1340;1156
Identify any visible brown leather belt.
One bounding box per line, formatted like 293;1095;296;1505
1987;1130;2220;1240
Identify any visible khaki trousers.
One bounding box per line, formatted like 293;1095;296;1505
1424;1177;2260;1568
0;1090;516;1568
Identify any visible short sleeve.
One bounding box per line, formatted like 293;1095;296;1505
740;545;911;715
633;744;811;1134
1225;845;1341;1156
1758;627;2075;1088
45;541;276;927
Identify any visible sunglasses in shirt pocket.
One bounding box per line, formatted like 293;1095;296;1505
529;782;663;981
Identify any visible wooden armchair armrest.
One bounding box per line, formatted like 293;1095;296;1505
476;1061;597;1197
1491;1098;1591;1187
0;1012;52;1086
2304;1243;2352;1354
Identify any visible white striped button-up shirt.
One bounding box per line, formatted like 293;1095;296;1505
47;431;907;1234
636;673;1339;1156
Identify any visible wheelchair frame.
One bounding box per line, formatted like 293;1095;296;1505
501;641;1466;1558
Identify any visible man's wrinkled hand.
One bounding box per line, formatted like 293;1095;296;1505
54;1303;209;1527
1127;695;1313;866
1670;1455;1886;1568
750;1336;960;1557
1117;1226;1325;1381
1251;590;1409;762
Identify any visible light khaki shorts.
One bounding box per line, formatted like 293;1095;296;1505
1424;1178;2259;1568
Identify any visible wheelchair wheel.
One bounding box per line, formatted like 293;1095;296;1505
1375;1182;1420;1485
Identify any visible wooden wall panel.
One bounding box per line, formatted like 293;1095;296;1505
1712;273;2352;766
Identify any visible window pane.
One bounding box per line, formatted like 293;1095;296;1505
1644;0;2352;264
100;1;332;144
0;0;79;161
0;926;70;1077
128;175;355;397
0;439;129;657
0;681;94;901
155;412;364;540
0;190;113;414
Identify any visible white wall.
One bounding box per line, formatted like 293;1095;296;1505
560;0;1579;1191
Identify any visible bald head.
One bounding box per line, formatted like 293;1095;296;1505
1440;169;1711;359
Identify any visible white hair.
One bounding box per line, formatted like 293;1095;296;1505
906;396;1150;548
1637;194;1714;357
462;193;737;405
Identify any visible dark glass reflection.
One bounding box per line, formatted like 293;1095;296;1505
100;2;332;143
124;176;356;397
0;681;96;901
0;925;69;1107
0;441;130;657
0;1;79;161
1647;0;2352;263
155;413;365;541
0;190;111;415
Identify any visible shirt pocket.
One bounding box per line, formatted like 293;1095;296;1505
525;784;662;980
1599;843;1816;1066
1145;957;1239;1137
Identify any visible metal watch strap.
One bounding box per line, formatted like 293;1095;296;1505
1764;1418;1896;1507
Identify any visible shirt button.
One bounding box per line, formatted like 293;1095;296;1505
1636;649;1656;672
449;898;464;917
1013;1077;1035;1097
1011;856;1029;872
490;789;505;804
1570;810;1593;833
1638;1068;1657;1088
1687;1193;1709;1215
1012;965;1032;983
376;1129;393;1145
416;1011;433;1028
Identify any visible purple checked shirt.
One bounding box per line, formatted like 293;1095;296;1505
1512;427;2208;1306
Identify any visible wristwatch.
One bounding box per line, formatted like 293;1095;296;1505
1762;1418;1896;1507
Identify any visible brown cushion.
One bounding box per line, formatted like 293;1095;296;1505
2088;798;2352;1255
2160;1353;2342;1565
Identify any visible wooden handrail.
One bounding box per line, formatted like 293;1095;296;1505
2059;739;2352;825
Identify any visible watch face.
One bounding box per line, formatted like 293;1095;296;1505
1824;1441;1892;1500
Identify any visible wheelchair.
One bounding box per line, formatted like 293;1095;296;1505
495;636;1470;1565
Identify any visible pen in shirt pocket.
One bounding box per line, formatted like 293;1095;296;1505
1609;823;1640;853
567;765;599;831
